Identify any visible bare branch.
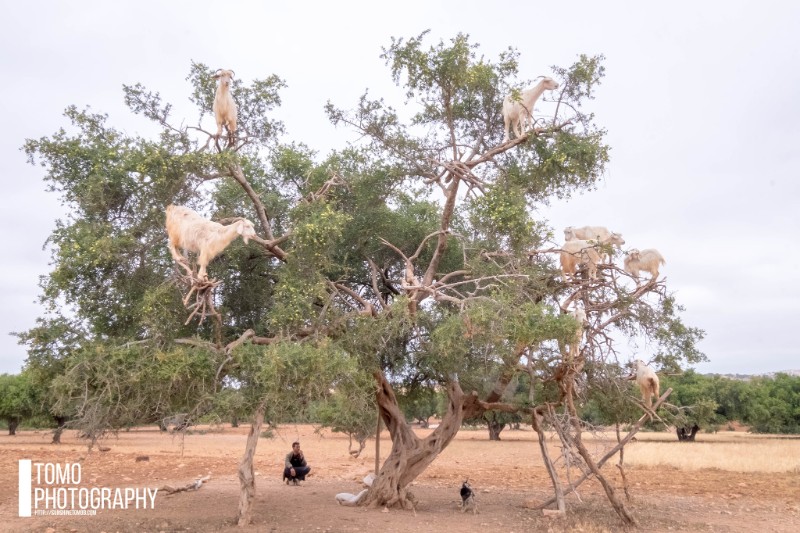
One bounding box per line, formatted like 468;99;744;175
249;234;290;261
225;329;255;355
302;169;348;204
174;338;222;354
366;257;388;309
329;281;375;316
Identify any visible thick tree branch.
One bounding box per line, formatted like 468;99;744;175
226;163;280;244
465;120;573;167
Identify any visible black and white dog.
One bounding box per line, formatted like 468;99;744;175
459;479;477;514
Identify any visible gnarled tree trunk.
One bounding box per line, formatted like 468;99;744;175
359;371;467;509
51;416;67;444
486;415;505;441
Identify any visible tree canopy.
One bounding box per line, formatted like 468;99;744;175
19;32;705;525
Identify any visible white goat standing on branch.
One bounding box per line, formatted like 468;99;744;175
560;239;602;281
566;307;586;359
624;248;666;283
564;225;625;262
212;69;237;144
166;204;256;281
502;76;559;142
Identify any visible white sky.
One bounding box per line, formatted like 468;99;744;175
1;1;798;375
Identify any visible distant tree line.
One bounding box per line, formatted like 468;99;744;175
580;370;800;435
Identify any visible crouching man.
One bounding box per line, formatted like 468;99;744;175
283;441;311;485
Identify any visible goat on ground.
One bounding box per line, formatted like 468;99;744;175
564;225;625;262
560;239;602;281
633;359;660;408
502;77;559;142
212;69;237;144
165;204;256;281
623;248;666;282
459;480;477;514
335;488;368;506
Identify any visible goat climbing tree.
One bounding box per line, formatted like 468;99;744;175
21;31;704;526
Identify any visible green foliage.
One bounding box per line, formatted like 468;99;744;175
46;342;218;437
0;373;37;427
579;363;643;426
209;386;248;425
551;54;606;111
397;385;444;425
659;370;722;433
23;105;202;342
507;130;610;202
431;299;578;381
660;371;800;434
310;370;377;449
468;183;535;251
233;340;356;423
740;374;800;433
17;32;706;453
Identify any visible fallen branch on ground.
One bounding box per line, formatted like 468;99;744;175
160;475;211;495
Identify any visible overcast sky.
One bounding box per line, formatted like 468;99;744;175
1;1;798;376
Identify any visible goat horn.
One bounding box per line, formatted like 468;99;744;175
219;216;245;223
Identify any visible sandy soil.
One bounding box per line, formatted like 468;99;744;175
1;424;798;532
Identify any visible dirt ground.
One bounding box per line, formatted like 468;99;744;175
1;424;798;533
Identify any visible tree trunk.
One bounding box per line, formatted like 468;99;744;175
7;417;20;435
348;434;367;458
52;416;67;444
236;405;264;526
537;388;673;511
532;409;565;513
567;404;637;526
487;418;505;441
359;371;466;510
676;424;700;441
374;406;381;476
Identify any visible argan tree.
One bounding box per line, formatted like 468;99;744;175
21;31;703;526
0;372;37;435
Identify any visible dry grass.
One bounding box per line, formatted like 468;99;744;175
430;426;800;473
605;430;800;473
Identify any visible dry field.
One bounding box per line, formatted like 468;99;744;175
1;424;798;532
